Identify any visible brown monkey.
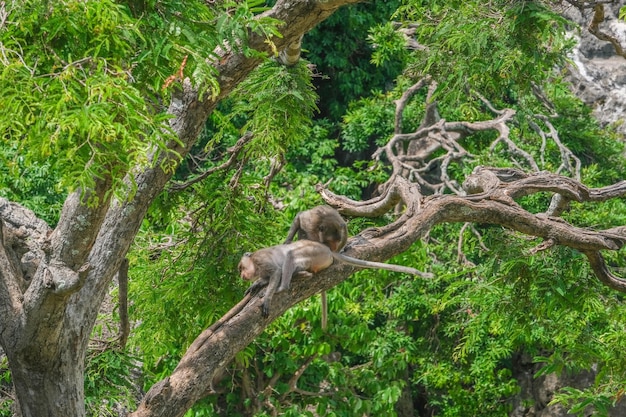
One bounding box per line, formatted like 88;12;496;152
284;205;348;328
238;240;429;318
284;205;347;252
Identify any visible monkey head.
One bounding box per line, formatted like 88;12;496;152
317;223;347;252
238;253;256;281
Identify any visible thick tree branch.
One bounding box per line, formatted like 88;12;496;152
0;199;52;348
0;219;24;319
50;178;113;269
588;4;626;59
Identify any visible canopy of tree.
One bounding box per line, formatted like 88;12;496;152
0;0;625;416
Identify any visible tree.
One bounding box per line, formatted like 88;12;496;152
1;1;625;416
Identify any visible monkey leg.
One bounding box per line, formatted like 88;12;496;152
277;250;297;292
283;213;302;244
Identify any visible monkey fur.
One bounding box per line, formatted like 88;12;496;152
284;205;348;252
284;205;348;328
238;240;426;319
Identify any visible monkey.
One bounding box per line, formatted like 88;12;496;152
284;205;348;252
283;205;348;329
238;240;429;319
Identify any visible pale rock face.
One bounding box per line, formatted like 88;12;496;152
509;8;626;417
563;3;626;140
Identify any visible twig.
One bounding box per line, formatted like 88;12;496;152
279;354;318;401
393;77;431;134
588;4;626;59
170;132;255;191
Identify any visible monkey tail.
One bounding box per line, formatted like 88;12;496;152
334;253;434;278
321;291;328;331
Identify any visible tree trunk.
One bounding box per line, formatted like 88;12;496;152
9;348;86;417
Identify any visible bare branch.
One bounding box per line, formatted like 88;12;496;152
584;250;626;291
588;4;626;59
316;180;405;217
117;258;130;349
530;114;581;179
169;132;255;191
457;223;489;266
280;355;318;401
393;77;431;134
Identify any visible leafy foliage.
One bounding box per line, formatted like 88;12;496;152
303;1;404;120
0;142;64;225
373;0;574;110
0;0;171;197
3;0;626;415
85;348;140;416
229;60;319;157
0;0;281;199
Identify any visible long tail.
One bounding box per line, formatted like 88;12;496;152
334;253;434;278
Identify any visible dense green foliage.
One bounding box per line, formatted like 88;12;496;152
1;0;626;416
303;1;404;120
0;0;280;199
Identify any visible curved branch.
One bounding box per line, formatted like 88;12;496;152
316;180;404;217
587;4;626;59
584;250;626;291
393;77;431;134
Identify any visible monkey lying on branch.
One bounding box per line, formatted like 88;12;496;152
238;239;431;318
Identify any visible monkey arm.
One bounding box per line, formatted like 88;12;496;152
244;279;267;296
261;269;283;318
283;213;301;244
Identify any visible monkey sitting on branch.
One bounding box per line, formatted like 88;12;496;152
238;240;430;319
284;205;348;252
283;205;348;329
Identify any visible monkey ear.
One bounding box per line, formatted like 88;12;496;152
244;252;252;257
